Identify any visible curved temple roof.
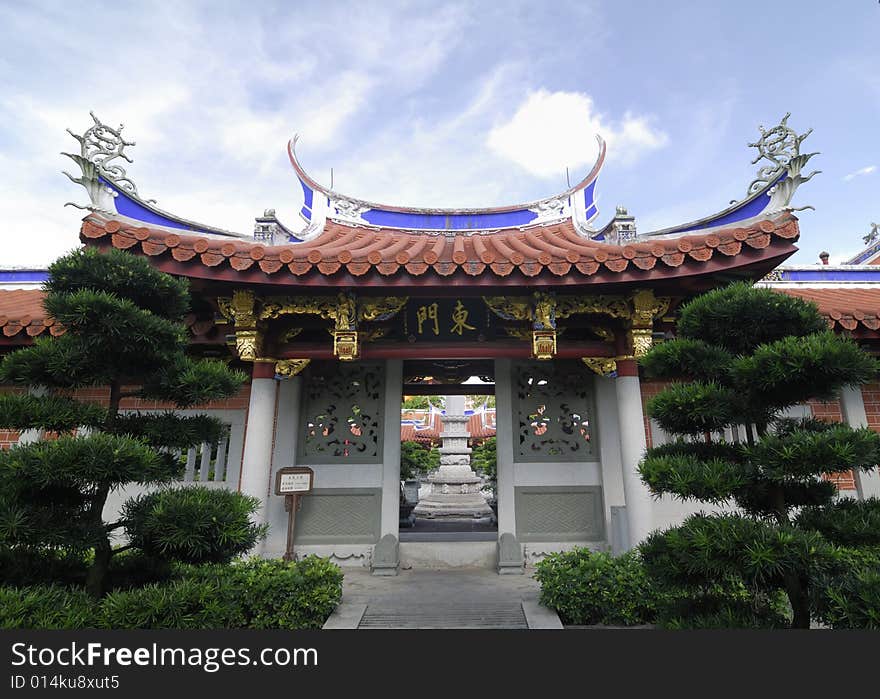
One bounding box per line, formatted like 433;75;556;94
78;212;800;288
61;112;818;263
288;135;605;233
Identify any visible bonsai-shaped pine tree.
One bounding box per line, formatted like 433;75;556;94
0;247;262;598
638;282;880;628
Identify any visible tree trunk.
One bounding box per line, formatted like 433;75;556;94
85;531;112;599
85;381;122;598
769;486;810;628
784;574;811;629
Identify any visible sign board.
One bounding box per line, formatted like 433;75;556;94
404;297;493;343
275;467;314;495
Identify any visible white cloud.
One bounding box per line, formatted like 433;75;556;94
0;1;471;266
843;165;876;182
486;90;668;178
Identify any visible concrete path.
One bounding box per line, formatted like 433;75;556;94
323;568;562;629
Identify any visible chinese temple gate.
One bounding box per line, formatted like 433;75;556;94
3;112;878;574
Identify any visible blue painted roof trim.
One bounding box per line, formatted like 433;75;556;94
583;180;598;221
102;180;240;238
775;268;880;282
646;173;785;237
0;270;49;283
846;240;880;265
359;207;539;230
299;178;314;221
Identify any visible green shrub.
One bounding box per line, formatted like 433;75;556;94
183;556;344;629
0;556;343;629
99;578;235;629
471;436;496;483
0;547;88;587
105;550;174;590
656;583;790;629
797;498;880;548
812;548;880;629
535;549;658;626
0;585;96;629
123;486;267;565
101;557;342;630
400;441;439;480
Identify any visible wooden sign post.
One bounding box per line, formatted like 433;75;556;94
274;467;314;562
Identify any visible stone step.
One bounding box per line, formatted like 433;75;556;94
399;541;497;569
358;601;528;629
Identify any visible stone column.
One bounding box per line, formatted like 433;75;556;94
494;359;516;534
373;359;403;576
238;361;279;539
263;376;302;557
839;385;880;499
615;359;653;548
380;359;403;538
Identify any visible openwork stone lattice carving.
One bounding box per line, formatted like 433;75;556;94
299;362;384;463
513;360;596;462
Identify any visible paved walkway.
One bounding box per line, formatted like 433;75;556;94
324;568;561;629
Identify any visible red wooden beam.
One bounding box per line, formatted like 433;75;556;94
275;340;613;360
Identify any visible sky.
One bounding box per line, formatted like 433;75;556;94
0;0;877;267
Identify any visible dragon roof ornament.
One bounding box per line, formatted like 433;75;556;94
745;112;820;212
62;112;154;214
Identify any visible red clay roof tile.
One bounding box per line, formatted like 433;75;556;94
78;213;801;286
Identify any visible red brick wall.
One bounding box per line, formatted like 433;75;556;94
860;381;880;491
67;383;252;410
862;381;880;432
806;398;843;424
0;429;20;450
805;397;856;491
0;383;251;450
640;380;670;449
0;386;25;450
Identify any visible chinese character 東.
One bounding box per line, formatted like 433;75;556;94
450;299;476;336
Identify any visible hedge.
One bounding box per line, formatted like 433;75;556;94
535;549;659;626
0;556;342;630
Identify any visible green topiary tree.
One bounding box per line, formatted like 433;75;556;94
0;248;260;598
400;440;439;480
471;436;496;484
637;282;880;628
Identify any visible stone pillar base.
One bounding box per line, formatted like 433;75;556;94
497;532;524;575
413;478;493;519
371;534;399;576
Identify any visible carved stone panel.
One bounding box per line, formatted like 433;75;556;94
299;362;384;464
514;486;605;542
512;360;597;462
293;488;382;544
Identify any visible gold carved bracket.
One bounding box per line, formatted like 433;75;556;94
217;289;263;361
487;292;634;361
275;359;311;378
626;289;671;357
581;357;618;376
259;293;407;361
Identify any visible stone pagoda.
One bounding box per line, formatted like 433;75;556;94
412;395;493;520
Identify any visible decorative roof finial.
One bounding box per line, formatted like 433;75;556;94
62;112;153;213
862;222;879;246
745;113;820;212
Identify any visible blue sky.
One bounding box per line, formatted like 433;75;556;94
0;0;877;266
